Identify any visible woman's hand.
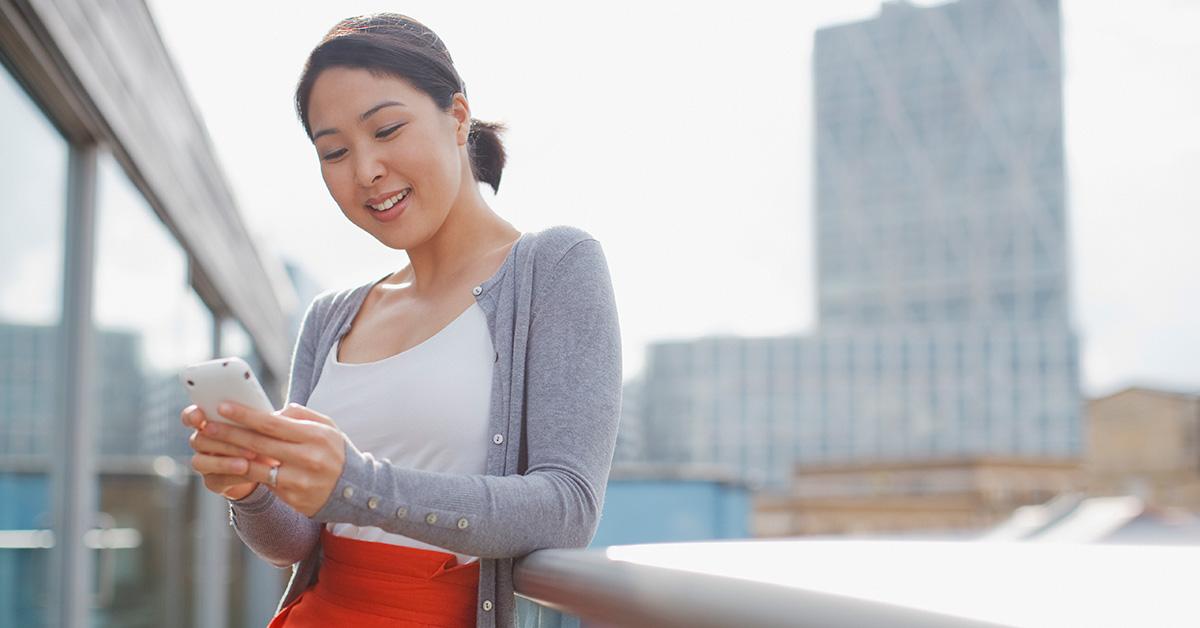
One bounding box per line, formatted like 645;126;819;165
181;405;260;501
199;401;347;517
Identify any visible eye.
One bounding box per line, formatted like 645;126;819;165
376;123;405;139
321;149;346;162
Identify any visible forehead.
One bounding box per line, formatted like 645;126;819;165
308;67;428;123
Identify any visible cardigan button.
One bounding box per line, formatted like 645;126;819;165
396;506;408;519
426;513;438;525
472;285;482;296
482;600;493;611
341;487;354;499
457;517;469;529
367;497;379;510
493;433;504;445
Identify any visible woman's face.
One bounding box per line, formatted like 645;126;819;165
306;66;470;249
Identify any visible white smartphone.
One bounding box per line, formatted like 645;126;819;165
179;356;275;425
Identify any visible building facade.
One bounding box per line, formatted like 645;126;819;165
812;0;1079;459
753;456;1081;537
637;0;1080;491
593;463;750;546
1086;387;1200;510
0;1;304;626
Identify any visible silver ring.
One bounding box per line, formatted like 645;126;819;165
267;463;279;487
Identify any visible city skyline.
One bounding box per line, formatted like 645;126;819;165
1;3;1197;624
634;0;1081;489
140;0;1200;396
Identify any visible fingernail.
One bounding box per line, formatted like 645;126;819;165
218;402;232;415
198;419;208;431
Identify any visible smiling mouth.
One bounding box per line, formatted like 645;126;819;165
366;188;411;212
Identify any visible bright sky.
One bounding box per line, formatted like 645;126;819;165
146;0;1200;397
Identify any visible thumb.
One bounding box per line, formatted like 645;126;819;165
279;402;338;428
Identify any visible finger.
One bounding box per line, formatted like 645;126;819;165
181;404;206;429
189;430;257;459
282;403;338;428
218;401;311;442
204;474;253;490
242;459;276;488
244;458;311;494
201;419;308;464
191;453;250;476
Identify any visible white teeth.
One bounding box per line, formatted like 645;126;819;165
369;189;410;211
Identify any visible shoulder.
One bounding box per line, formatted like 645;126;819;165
524;226;614;316
526;224;605;272
300;276;378;333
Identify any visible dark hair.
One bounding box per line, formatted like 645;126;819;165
295;13;507;193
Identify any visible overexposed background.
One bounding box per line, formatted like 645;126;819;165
146;0;1200;395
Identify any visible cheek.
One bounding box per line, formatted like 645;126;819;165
393;143;429;179
401;132;454;189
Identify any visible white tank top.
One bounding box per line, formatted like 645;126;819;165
305;301;493;565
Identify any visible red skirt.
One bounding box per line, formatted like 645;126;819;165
268;529;481;628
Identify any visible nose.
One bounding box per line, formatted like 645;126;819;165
353;146;386;188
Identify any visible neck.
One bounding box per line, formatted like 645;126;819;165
392;185;519;297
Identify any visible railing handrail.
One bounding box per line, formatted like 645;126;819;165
513;538;1199;628
514;544;999;628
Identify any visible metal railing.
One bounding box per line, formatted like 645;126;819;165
513;538;1199;627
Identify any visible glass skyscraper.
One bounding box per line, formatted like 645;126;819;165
634;0;1081;491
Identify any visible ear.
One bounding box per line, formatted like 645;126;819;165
451;92;471;146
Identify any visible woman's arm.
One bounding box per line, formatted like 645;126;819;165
227;484;321;568
311;238;622;558
226;298;325;567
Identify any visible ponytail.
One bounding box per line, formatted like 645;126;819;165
468;118;507;193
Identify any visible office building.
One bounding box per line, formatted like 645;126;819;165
637;0;1080;491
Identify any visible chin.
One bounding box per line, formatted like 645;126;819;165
372;231;412;251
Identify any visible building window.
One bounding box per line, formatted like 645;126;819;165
0;56;71;627
91;152;214;620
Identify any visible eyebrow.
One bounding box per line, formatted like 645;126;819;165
311;100;406;140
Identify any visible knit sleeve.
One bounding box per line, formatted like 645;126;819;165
226;295;325;567
308;238;623;558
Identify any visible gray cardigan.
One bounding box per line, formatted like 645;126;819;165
227;225;622;627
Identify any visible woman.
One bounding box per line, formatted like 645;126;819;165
180;13;622;628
